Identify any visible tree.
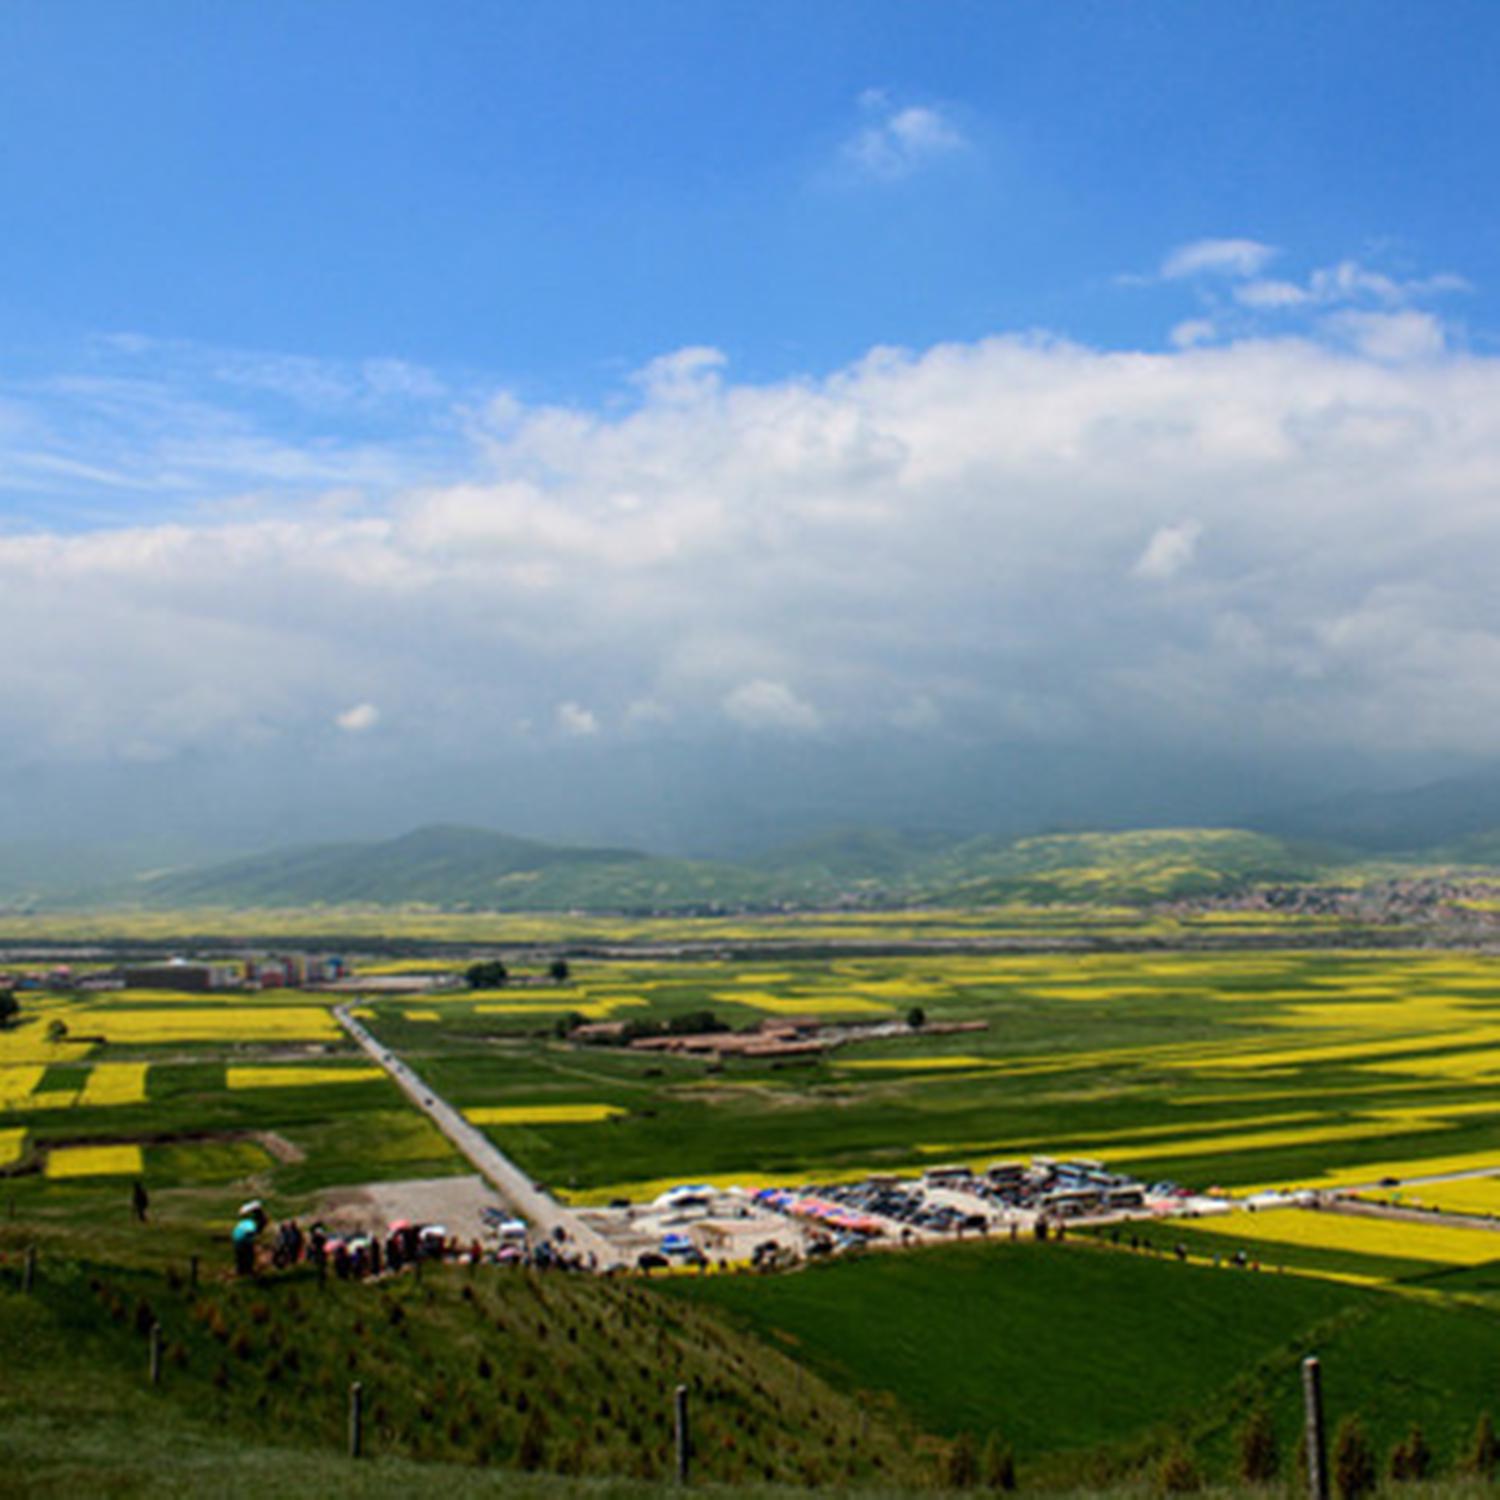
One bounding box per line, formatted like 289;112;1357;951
944;1431;979;1489
1465;1413;1498;1478
0;989;17;1028
466;959;509;990
906;1004;927;1030
45;1018;68;1043
1390;1423;1432;1482
1238;1404;1279;1484
1333;1416;1375;1500
549;957;570;983
981;1433;1017;1491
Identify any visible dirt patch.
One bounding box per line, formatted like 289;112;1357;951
250;1130;304;1164
309;1174;508;1237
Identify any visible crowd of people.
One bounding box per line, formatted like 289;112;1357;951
233;1200;489;1278
229;1200;604;1278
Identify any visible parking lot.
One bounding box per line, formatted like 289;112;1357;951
577;1158;1212;1270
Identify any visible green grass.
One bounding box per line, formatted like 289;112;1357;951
0;1245;935;1492
666;1238;1500;1486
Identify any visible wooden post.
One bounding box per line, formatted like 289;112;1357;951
149;1322;162;1386
674;1383;690;1484
1302;1355;1328;1500
21;1244;35;1294
348;1380;364;1458
189;1255;199;1289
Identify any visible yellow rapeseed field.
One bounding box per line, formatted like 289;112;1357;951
841;1056;999;1072
1187;1206;1500;1265
468;1103;625;1125
0;1065;45;1110
46;1143;143;1178
76;1007;340;1043
0;1128;25;1166
78;1063;149;1107
716;991;892;1016
225;1065;384;1090
1374;1176;1500;1216
0;1019;90;1066
474;1000;642;1019
1242;1149;1500;1194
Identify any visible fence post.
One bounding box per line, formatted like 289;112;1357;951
149;1322;162;1386
190;1255;199;1289
21;1244;35;1293
348;1380;364;1458
675;1382;690;1483
1302;1355;1328;1500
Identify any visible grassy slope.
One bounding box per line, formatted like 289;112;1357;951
0;1246;934;1495
666;1239;1500;1485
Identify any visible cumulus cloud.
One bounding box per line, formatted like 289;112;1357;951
841;95;968;179
555;701;600;737
1236;259;1470;314
723;680;822;734
1169;319;1218;349
335;702;380;733
1161;238;1277;280
1133;521;1203;582
1323;309;1447;363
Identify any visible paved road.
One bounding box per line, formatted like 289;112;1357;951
333;1005;624;1268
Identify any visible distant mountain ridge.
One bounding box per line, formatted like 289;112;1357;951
65;822;1341;913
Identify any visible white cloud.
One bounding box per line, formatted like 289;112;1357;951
555;701;600;737
1234;279;1312;310
723;680;822;734
335;702;380;733
1161;239;1277;280
1133;521;1203;582
1322;309;1447;363
842;98;968;180
1169;319;1218;349
13;298;1500;789
1237;259;1470;315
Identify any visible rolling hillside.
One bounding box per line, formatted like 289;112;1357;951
61;823;1342;914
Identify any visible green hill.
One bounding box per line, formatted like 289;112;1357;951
62;823;1335;914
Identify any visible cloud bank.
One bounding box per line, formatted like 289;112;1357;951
3;262;1500;843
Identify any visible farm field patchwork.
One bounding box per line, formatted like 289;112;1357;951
337;947;1500;1202
11;940;1500;1268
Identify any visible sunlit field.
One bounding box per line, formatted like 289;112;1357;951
9;940;1500;1260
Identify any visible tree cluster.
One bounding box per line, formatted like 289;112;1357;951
466;960;509;989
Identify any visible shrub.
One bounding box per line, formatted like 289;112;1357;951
1238;1404;1279;1483
1391;1423;1432;1482
517;1411;546;1470
1333;1416;1375;1500
1467;1412;1499;1478
981;1433;1017;1491
1156;1440;1201;1493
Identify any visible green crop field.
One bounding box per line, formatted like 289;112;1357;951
12;925;1500;1488
665;1236;1500;1487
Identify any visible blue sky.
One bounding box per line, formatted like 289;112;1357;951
5;1;1496;398
4;2;1500;856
